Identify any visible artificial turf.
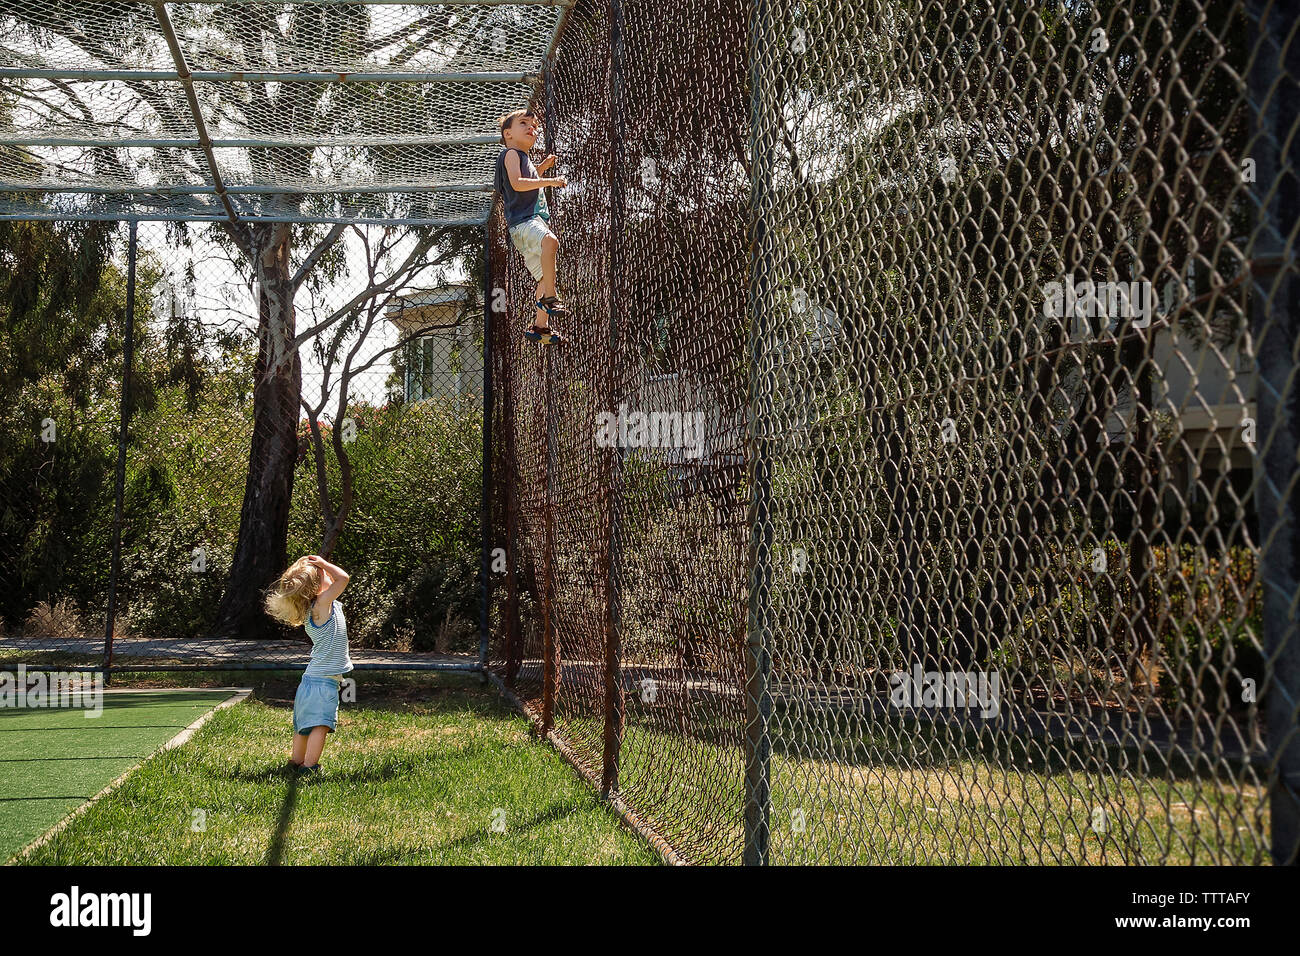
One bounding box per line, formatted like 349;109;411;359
0;689;237;860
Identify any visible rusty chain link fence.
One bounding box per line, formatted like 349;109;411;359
487;0;1300;864
1;0;1296;865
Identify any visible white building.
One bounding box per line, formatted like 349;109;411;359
385;284;483;403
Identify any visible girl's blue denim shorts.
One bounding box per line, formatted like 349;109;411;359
293;674;341;735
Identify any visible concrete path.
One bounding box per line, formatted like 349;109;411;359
0;634;477;670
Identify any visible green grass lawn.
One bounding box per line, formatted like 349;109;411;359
9;667;1263;865
552;705;1269;865
1;689;237;861
14;671;659;865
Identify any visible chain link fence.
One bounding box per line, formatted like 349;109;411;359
1;218;487;672
488;0;1299;864
1;0;1295;864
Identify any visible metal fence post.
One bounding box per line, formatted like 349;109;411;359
540;346;558;736
103;219;138;685
504;326;522;685
478;223;494;681
1247;0;1300;866
742;0;777;866
601;0;628;796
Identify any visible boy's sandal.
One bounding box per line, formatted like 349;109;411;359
536;295;570;319
525;323;567;345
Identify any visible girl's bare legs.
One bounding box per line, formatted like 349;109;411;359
303;726;329;766
290;733;307;766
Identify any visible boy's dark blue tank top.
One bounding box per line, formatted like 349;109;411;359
495;147;550;227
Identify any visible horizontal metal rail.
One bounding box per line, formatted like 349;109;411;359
0;133;502;148
0;211;489;225
0;67;537;83
0;181;494;195
173;0;567;5
81;661;488;673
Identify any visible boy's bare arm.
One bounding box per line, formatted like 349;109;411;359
505;150;566;191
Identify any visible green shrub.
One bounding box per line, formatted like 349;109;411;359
0;379;119;630
292;395;484;650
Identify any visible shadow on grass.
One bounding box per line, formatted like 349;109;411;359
255;767;598;865
765;703;1261;785
0;755;165;762
0;725;192;732
347;799;600;864
264;773;299;867
221;740;500;786
605;698;1258;788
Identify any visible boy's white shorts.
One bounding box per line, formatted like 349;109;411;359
508;216;556;282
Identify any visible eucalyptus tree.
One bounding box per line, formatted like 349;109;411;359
0;1;517;638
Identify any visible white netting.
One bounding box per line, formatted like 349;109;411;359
0;1;566;223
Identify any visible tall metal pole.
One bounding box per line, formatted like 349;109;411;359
742;0;777;866
601;0;627;796
495;214;522;685
538;51;562;738
544;57;557;215
478;223;494;680
104;220;138;683
1247;0;1300;866
541;346;557;735
503;269;522;684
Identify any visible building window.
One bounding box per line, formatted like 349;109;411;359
405;337;438;403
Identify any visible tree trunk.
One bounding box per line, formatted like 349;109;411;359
211;225;301;641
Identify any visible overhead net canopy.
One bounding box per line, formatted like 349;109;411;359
0;0;569;224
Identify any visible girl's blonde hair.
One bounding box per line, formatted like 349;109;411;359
263;556;322;628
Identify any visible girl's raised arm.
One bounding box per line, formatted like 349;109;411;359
307;554;350;608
